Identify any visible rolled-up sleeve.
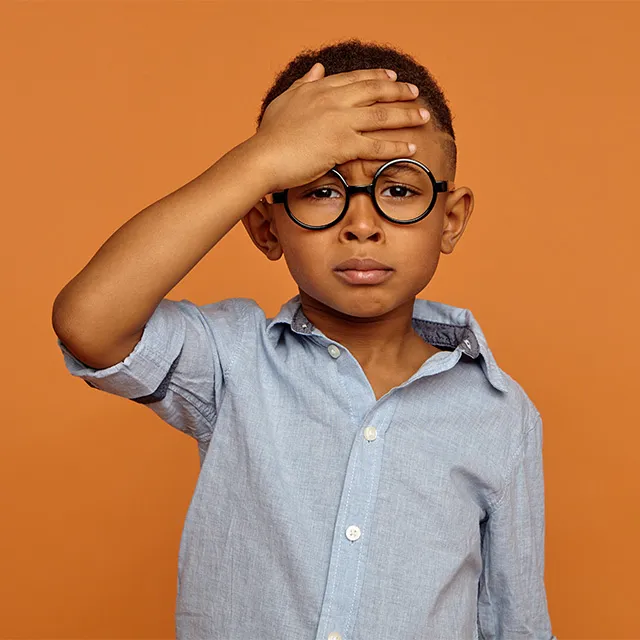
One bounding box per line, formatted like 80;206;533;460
57;297;254;445
477;412;556;639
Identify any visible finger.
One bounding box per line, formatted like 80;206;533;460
353;104;430;132
335;78;419;108
288;62;325;89
356;134;417;161
356;79;420;105
319;67;397;88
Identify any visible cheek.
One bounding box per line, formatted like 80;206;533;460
404;240;441;277
274;210;334;265
278;228;331;280
390;227;442;286
397;222;441;257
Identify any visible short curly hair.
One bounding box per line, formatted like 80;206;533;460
255;38;457;179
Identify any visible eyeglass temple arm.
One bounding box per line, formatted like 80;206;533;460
435;180;455;192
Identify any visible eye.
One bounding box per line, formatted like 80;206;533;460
380;184;420;199
303;187;343;200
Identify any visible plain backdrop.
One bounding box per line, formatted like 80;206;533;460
2;1;639;638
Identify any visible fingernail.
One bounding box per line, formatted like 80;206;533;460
409;83;419;96
385;69;397;79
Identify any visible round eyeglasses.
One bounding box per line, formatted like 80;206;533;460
269;158;451;230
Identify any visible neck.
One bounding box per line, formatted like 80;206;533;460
298;290;420;369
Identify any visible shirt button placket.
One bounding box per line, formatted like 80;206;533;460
317;353;386;640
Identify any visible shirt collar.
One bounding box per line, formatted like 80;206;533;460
266;294;510;393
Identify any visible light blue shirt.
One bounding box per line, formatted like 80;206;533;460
57;294;556;639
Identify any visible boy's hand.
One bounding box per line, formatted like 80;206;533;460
251;62;429;194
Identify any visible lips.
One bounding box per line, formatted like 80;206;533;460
333;257;393;271
333;257;394;285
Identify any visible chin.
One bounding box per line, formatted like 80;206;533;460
322;288;400;319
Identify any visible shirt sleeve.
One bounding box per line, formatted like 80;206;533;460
56;297;256;446
477;411;557;640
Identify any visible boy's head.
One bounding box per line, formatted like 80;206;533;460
243;38;474;320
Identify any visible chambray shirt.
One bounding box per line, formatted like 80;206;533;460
57;294;556;640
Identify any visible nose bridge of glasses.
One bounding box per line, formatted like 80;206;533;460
347;184;375;197
341;184;383;229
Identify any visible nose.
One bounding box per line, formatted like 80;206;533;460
338;190;384;242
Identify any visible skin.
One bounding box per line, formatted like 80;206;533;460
242;100;475;399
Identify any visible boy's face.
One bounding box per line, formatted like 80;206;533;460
242;99;474;319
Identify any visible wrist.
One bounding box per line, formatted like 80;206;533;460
239;134;279;196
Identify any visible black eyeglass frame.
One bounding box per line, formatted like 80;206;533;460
270;157;451;230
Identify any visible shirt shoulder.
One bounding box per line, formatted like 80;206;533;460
192;296;266;356
498;367;542;429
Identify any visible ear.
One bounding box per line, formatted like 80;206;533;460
241;198;283;261
440;185;474;255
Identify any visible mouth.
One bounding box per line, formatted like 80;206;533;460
333;257;393;271
334;269;394;285
333;258;394;285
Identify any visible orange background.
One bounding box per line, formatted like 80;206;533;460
3;1;639;638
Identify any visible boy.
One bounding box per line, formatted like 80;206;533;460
53;39;556;639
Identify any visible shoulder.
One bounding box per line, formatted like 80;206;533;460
452;355;542;445
172;296;266;336
160;297;267;369
488;367;544;472
178;296;264;320
499;368;542;430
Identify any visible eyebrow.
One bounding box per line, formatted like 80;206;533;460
336;162;428;182
378;163;427;179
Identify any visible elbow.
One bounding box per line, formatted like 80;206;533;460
52;295;143;369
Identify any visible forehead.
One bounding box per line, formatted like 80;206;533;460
334;100;447;179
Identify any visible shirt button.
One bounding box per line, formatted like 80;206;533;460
346;525;361;541
363;426;377;441
327;344;341;358
328;633;342;640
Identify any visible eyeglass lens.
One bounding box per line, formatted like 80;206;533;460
284;161;434;227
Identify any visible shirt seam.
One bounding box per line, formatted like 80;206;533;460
487;411;540;513
223;299;250;391
164;299;249;438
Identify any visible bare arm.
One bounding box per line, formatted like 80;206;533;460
52;135;273;369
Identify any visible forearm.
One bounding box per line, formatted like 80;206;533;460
52;135;271;355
